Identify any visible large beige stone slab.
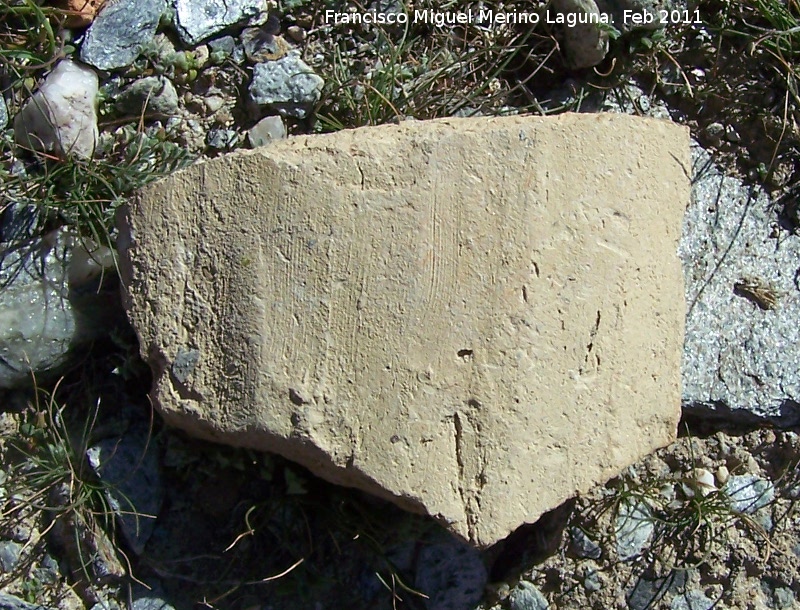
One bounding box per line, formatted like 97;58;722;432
118;114;689;548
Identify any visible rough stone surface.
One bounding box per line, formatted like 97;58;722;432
86;422;164;555
14;60;98;160
0;96;7;131
118;114;688;547
509;581;549;610
552;0;609;69
248;115;286;147
116;76;179;117
680;143;800;424
248;53;324;118
175;0;266;45
0;204;121;388
80;0;166;70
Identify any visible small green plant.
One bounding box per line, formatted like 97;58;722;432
1;122;194;252
1;378;127;596
578;434;774;575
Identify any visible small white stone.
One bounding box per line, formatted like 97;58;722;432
14;60;98;160
715;465;729;486
691;468;717;497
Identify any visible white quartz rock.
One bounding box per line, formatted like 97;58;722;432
14;60;99;160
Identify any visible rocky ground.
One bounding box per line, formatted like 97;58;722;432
1;0;799;609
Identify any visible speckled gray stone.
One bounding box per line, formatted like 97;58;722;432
509;581;549;610
670;590;714;610
80;0;166;70
116;76;179;117
175;0;265;45
413;534;487;610
680;143;800;425
0;97;7;130
723;474;774;514
248;53;324;118
615;498;653;560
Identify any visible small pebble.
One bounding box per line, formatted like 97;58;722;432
286;25;306;42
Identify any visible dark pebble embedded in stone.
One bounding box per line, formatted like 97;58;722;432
80;0;167;70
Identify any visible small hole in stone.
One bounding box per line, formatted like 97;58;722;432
288;389;305;405
457;349;474;359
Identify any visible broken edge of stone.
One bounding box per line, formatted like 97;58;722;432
117;114;690;548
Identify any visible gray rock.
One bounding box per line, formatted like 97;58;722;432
0;540;22;572
628;571;687;610
249;53;324;118
14;60;98;160
509;581;548;610
583;570;602;592
0;593;51;610
0;96;7;130
670;590;714;610
551;0;610;69
1;208;75;388
116;76;179;117
208;35;236;62
598;0;674;33
568;526;602;559
413;534;487;610
0;204;120;388
680;143;800;424
176;0;266;45
132;596;175;610
248;115;286;147
86;424;164;555
206;128;240;150
773;586;796;610
80;0;167;71
723;474;774;514
32;554;60;585
615;498;654;560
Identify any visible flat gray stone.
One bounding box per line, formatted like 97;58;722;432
80;0;166;71
118;114;689;547
116;76;179;117
249;53;324;118
175;0;265;45
509;581;549;610
680;143;800;424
